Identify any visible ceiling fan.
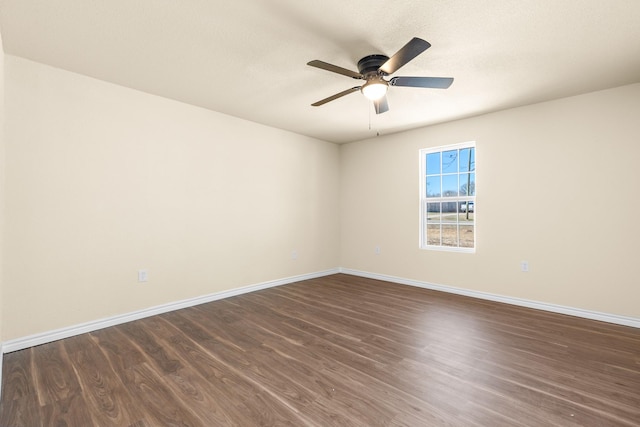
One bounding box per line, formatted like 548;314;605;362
307;37;453;114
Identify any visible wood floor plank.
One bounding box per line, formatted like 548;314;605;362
150;324;257;414
1;274;639;426
89;326;189;426
31;341;82;407
161;310;314;425
0;349;42;426
131;315;302;426
124;361;204;427
164;310;319;425
39;392;96;427
25;340;101;426
62;333;144;426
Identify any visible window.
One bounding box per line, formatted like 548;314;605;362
420;142;476;251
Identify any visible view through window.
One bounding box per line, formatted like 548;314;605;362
420;142;476;251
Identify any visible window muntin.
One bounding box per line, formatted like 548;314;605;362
420;142;476;251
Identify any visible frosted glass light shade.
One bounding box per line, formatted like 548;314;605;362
361;79;388;100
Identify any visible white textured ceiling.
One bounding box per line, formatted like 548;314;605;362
1;0;639;143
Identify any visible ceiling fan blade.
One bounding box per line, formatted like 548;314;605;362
389;76;454;89
307;60;363;79
311;86;361;106
373;95;389;114
379;38;431;75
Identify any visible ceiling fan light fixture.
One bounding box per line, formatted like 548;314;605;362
361;78;388;101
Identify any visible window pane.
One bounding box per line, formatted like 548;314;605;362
442;150;458;173
467;173;476;196
459;173;475;196
442;202;458;223
442;175;458;197
459;205;474;223
426;202;441;221
442;225;458;247
460;147;475;172
426;176;441;197
460;225;474;248
426;224;441;246
426;152;440;175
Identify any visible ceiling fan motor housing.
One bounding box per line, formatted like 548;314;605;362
357;54;390;77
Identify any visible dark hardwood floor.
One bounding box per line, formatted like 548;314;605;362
1;274;639;426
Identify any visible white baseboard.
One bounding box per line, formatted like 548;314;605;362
2;268;339;354
340;268;640;329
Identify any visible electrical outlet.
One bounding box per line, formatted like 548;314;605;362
291;250;298;260
520;261;529;272
138;269;149;282
375;246;381;255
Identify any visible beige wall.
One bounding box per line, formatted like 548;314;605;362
2;55;340;341
340;83;640;318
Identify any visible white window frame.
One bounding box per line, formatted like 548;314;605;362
419;141;476;252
